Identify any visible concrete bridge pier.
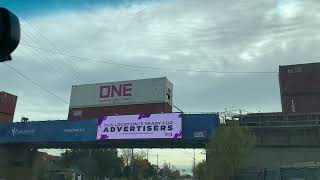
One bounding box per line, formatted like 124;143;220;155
0;146;43;180
245;147;320;169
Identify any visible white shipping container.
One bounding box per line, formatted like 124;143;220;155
69;77;173;108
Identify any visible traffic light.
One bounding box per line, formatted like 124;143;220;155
0;8;20;62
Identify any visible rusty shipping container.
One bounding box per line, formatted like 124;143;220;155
0;112;14;123
279;62;320;95
281;95;320;113
279;62;320;113
0;91;17;115
68;102;172;120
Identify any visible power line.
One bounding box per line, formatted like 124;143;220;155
20;27;80;83
168;102;184;113
21;30;79;82
17;40;79;83
20;43;278;74
20;20;81;76
3;63;68;104
19;19;81;82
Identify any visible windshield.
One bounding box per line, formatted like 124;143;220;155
0;1;319;180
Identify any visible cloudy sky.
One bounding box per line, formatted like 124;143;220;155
1;0;320;169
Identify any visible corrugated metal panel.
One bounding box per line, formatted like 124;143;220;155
279;62;320;95
282;95;320;113
279;63;320;113
182;114;219;140
0;113;13;123
68;103;172;120
69;77;172;108
0;92;17;115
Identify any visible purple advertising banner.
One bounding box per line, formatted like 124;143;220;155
97;113;182;140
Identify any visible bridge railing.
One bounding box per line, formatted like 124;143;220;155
236;113;320;128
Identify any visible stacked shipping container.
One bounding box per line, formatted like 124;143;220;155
68;77;173;120
68;103;172;120
279;62;320;113
0;91;17;122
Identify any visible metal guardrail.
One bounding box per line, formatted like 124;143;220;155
239;119;320;128
236;114;320;128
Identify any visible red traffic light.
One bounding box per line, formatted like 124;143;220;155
0;8;20;62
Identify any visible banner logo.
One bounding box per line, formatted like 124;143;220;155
11;128;35;136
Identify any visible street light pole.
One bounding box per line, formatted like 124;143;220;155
131;148;134;178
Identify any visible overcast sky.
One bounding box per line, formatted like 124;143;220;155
1;0;320;168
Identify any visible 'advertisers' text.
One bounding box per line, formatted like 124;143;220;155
97;113;182;140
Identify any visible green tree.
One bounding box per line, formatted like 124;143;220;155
94;149;123;178
122;151;156;179
63;170;74;180
159;163;171;177
35;157;50;180
59;149;123;179
143;160;157;178
78;157;99;179
132;159;156;179
121;149;132;167
59;149;88;168
206;125;256;180
193;160;206;180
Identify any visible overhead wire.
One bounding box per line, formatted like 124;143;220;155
19;39;80;83
21;30;78;83
13;3;311;76
20;20;81;77
18;37;66;73
3;4;289;121
20;43;278;74
9;48;63;100
21;22;79;82
8;9;276;108
20;27;80;83
12;43;78;106
2;63;68;104
19;43;57;71
19;23;80;83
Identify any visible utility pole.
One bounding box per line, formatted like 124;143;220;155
131;148;134;178
89;149;92;157
193;149;196;170
224;107;227;123
205;148;209;179
157;154;159;171
239;109;242;124
147;149;149;161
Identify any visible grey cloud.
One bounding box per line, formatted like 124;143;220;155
2;0;320;121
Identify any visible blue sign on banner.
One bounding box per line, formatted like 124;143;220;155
0;120;98;143
182;114;220;140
